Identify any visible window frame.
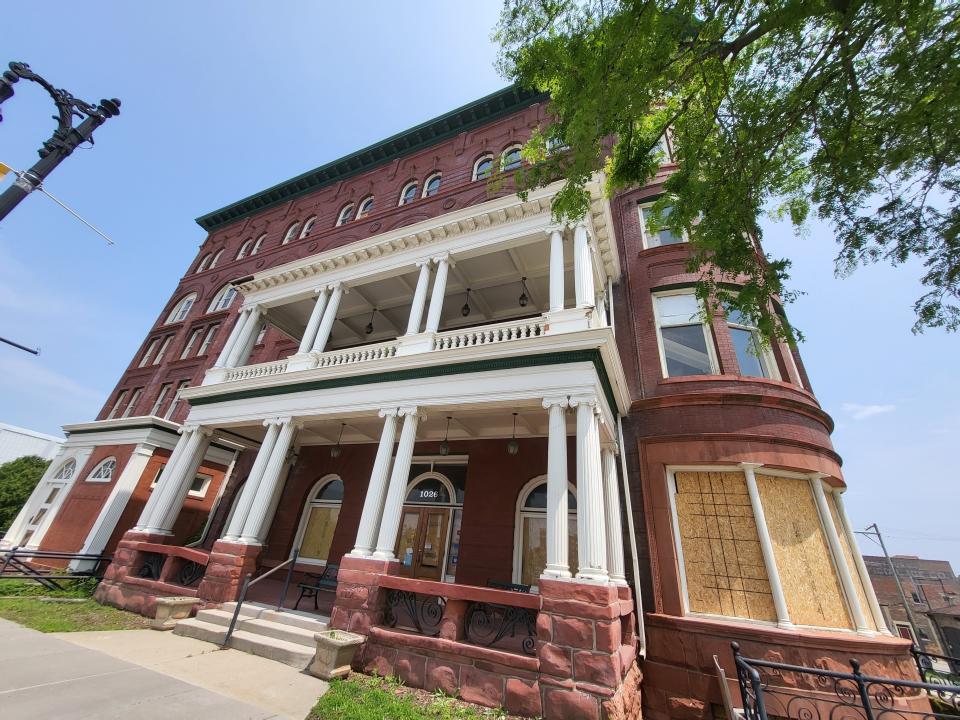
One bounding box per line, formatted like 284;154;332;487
638;202;686;249
165;293;197;325
473;154;494;181
121;388;143;418
198;323;219;356
163;380;190;420
86;457;117;483
652;289;719;378
291;474;345;566
398;181;418;206
501;144;523;171
236;239;253;260
107;390;128;420
251;233;266;255
150;383;172;417
423;172;442;197
208;249;224;269
724;303;781;381
153;335;172;365
356;196;374;219
282;222;300;245
138;338;160;368
180;328;203;359
336;203;354;227
53;459;76;480
511;475;578;590
207;284;238;313
195;253;213;273
299;216;317;239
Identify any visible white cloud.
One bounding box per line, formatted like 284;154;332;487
842;402;896;420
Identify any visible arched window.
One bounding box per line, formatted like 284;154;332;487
207;284;238;313
513;476;578;587
251;233;266;255
87;457;117;483
501;144;523;171
405;473;456;505
356;196;374;219
299;216;317;239
423;172;442;197
473;154;494;180
196;253;213;273
165;293;197;324
282;222;300;245
294;476;344;564
208;249;224;269
53;458;76;480
336;203;354;227
398;182;418;206
236;239;253;260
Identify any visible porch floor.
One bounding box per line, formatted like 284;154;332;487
245;576;335;617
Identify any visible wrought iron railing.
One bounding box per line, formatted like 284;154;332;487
464;600;538;656
913;646;960;687
732;641;960;720
385;588;446;637
222;548;300;647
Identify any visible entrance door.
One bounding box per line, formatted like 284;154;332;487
395;507;450;581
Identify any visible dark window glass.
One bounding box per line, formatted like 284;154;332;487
730;327;767;377
317;478;344;501
661;324;712;376
406;477;450;504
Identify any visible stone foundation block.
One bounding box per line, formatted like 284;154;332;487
542;687;601;720
554;616;595;649
574;650;620;688
425;658;461;697
505;677;542;717
459;666;505;709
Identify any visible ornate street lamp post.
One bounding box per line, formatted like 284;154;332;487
0;61;120;223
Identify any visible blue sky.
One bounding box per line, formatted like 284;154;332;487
1;2;956;565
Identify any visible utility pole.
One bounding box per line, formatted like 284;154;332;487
0;62;119;223
863;523;923;646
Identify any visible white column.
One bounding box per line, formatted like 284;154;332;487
373;407;422;559
226;305;262;368
134;428;194;531
216;307;252;368
602;445;627;585
810;473;871;633
223;420;280;540
547;225;565;312
298;287;330;354
741;462;793;627
350;408;400;557
311;283;344;353
542;397;571;579
572;396;607;581
141;426;211;534
239;418;297;544
834;489;891;634
424;255;451;333
405;261;433;335
573;222;595;309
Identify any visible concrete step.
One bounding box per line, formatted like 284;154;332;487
238;617;320;649
173;617;227;645
228;629;315;669
219;603;330;632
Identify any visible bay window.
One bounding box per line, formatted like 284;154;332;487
653;291;718;378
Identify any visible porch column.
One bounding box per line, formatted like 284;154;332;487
298;287;330;354
311;283;344;353
373;407;422;559
140;425;211;534
215;307;252;368
602;444;627;585
542;396;571;579
134;428;193;531
226;305;263;368
424;255;451;333
571;395;607;581
405;261;432;335
741;463;793;627
573;222;595;309
349;408;400;557
834;488;891;634
810;473;871;633
222;420;280;541
547;225;565;312
239;418;297;544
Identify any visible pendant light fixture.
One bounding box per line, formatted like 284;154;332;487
518;276;530;307
461;288;472;317
439;416;452;456
365;308;377;335
330;423;345;458
507;412;519;455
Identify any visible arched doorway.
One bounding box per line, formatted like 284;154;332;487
513;476;578;589
396;470;463;581
293;475;344;565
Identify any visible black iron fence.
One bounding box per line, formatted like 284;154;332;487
913;646;960;688
0;546;111;591
733;641;960;720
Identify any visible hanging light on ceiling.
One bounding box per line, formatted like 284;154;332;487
330;423;345;458
518;276;530;307
439;416;452;456
507;412;519;455
461;288;472;317
365;308;377;335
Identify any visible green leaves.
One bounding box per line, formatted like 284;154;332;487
0;456;49;532
497;0;960;337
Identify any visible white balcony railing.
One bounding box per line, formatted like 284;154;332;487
310;339;399;369
223;358;289;382
433;316;545;351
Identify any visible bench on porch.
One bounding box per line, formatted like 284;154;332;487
294;563;339;610
486;579;532;593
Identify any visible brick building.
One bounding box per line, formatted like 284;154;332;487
864;555;960;658
2;86;920;719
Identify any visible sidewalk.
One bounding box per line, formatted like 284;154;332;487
0;618;327;719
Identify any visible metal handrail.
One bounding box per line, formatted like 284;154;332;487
221;548;299;648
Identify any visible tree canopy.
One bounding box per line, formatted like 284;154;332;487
496;0;960;340
0;455;49;533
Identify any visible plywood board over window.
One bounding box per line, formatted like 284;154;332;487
757;474;852;630
674;471;777;621
827;493;878;631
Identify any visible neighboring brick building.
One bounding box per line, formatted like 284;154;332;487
3;85;921;719
864;555;960;657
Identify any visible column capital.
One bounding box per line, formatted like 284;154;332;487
601;441;619;456
378;407;401;418
569;394;600;411
431;253;454;267
415;257;434;269
542;396;569;410
740;462;764;472
808;471;830;481
544;223;567;236
326;282;349;295
397;406;423;420
312;285;330;296
240;303;262;314
179;424;210;437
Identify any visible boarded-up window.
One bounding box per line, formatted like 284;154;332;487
827;492;877;631
756;475;852;629
673;471;776;621
298;478;343;563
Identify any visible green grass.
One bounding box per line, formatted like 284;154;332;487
310;674;514;720
0;578;100;598
0;580;150;632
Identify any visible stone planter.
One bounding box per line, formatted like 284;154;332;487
309;629;365;680
150;596;201;630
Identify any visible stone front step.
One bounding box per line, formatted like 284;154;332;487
173;602;328;670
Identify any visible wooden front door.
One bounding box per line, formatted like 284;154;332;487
395;506;450;581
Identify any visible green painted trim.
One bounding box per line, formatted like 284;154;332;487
188;351;619;416
66;421;234;453
195;85;549;232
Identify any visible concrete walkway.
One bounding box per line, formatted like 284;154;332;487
0;618;327;720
